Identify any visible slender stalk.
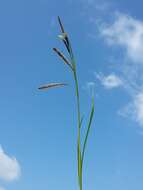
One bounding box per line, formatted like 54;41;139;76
72;59;83;190
41;17;95;190
74;70;82;190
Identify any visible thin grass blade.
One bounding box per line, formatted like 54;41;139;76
81;97;94;164
79;115;84;129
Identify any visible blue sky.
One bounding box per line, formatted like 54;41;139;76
0;0;143;190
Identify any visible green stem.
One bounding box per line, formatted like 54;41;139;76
73;67;80;126
55;18;95;190
73;64;82;190
68;40;83;190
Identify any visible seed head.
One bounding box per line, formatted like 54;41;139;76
38;83;68;90
53;48;73;70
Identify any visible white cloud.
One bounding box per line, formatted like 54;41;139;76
100;13;143;63
120;93;143;126
96;73;123;89
97;12;143;126
0;146;21;182
134;93;143;125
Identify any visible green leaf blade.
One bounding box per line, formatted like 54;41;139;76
81;98;94;164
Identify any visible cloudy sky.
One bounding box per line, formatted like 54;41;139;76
0;0;143;190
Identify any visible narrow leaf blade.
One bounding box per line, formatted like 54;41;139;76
82;97;94;163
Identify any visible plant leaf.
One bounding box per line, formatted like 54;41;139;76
38;83;67;90
81;97;94;164
79;115;84;129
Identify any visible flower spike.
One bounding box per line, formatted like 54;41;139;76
58;16;65;33
38;83;68;90
53;48;73;70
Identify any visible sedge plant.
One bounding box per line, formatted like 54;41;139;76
38;17;95;190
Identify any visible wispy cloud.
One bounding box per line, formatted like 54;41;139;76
100;13;143;63
80;0;143;127
97;12;143;127
0;146;21;182
133;93;143;125
96;73;123;89
119;93;143;126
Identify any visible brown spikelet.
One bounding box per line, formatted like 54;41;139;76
58;16;65;33
57;17;70;53
38;83;67;90
63;39;70;53
53;48;73;70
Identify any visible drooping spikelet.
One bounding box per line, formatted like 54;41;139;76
38;83;67;90
53;48;73;70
